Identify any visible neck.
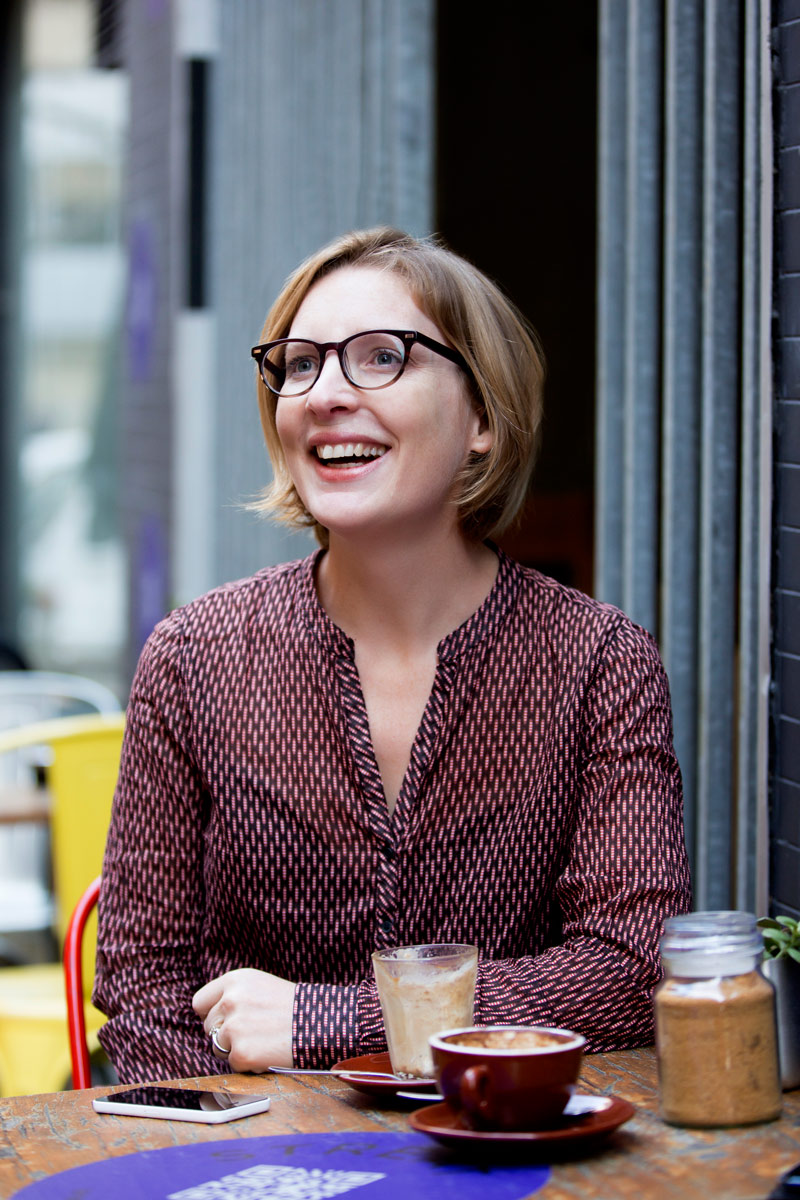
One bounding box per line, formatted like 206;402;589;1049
316;525;499;651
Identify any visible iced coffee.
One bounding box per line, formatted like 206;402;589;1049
372;943;478;1078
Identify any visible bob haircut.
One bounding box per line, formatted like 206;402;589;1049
253;226;545;545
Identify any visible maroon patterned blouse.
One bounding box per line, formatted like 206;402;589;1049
94;548;691;1084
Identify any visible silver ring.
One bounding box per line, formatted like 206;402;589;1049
210;1024;231;1061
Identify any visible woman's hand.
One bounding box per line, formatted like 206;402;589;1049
192;968;296;1071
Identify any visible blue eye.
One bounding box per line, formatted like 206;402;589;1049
286;356;315;377
284;346;320;380
372;348;403;369
345;334;406;383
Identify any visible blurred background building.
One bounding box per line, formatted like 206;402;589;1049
0;0;796;919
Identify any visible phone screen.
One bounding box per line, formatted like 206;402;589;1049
93;1086;271;1122
109;1087;259;1111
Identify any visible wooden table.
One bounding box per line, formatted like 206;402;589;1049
1;1049;798;1199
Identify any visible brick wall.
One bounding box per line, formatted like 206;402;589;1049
771;0;800;917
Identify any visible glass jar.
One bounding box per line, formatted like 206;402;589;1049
654;911;781;1127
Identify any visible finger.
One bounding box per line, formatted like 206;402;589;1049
192;975;226;1017
208;1019;233;1062
202;1005;226;1038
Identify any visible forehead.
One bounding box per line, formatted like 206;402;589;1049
288;265;440;341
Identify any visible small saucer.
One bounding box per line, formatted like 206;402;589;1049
408;1094;635;1148
331;1052;437;1098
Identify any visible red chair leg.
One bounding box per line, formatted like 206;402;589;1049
63;876;101;1090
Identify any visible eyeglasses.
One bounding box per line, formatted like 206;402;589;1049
250;328;469;398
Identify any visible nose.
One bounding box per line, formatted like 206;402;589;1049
304;347;357;416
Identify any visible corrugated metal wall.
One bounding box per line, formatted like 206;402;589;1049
596;0;772;912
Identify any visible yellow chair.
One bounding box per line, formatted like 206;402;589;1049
0;713;124;1096
0;670;121;964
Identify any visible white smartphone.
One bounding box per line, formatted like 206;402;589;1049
92;1085;271;1124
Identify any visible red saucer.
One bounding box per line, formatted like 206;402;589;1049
331;1052;437;1098
408;1093;635;1148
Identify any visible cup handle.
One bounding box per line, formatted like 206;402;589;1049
459;1064;491;1118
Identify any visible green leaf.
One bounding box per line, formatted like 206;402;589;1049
775;915;799;929
787;946;800;964
757;918;782;930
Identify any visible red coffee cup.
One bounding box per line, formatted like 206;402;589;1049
429;1025;586;1131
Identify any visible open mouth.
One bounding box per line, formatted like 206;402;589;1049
314;442;388;467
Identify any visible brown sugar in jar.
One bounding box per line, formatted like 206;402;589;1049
655;912;781;1127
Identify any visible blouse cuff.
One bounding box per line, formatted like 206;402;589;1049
292;980;360;1068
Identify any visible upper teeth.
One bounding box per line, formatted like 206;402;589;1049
316;443;387;460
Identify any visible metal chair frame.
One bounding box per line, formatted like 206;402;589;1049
64;876;101;1090
0;671;121;725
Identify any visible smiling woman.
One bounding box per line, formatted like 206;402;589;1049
265;264;494;554
253;228;545;546
93;228;691;1086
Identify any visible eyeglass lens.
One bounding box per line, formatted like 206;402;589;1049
263;331;407;395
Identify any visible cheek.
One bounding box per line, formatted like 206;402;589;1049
414;419;476;488
274;404;298;456
440;401;484;465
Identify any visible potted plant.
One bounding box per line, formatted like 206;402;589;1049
757;914;800;1090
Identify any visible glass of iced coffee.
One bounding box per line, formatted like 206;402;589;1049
372;943;478;1079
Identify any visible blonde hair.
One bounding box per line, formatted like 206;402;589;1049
253;227;545;544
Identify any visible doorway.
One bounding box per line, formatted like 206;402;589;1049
436;1;598;593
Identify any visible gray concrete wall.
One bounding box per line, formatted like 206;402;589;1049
210;0;435;584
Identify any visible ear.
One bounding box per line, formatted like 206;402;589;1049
468;407;494;456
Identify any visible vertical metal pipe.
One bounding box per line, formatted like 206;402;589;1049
661;0;703;878
595;0;629;608
736;0;773;914
695;0;743;910
621;0;663;634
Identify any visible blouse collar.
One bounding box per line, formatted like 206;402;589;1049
297;545;521;662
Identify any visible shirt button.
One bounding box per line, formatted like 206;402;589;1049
380;917;394;934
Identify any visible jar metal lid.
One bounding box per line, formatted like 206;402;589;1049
660;911;763;976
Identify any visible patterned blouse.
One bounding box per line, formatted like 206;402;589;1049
94;548;691;1084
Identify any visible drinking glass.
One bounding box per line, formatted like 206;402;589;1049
372;943;478;1078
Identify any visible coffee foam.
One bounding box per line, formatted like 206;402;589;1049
432;1025;585;1055
448;1029;567;1050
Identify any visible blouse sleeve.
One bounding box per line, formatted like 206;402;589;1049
294;618;691;1061
93;614;222;1083
470;619;691;1050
